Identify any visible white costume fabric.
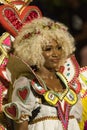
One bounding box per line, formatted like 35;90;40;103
4;76;82;130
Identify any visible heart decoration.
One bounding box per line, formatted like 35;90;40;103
0;5;42;37
4;103;18;119
17;86;29;102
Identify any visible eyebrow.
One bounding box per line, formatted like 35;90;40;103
45;44;61;47
45;45;52;47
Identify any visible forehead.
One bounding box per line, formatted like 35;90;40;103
48;39;58;45
43;39;62;47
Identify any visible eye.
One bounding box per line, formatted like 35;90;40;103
43;46;52;51
57;46;62;50
45;47;52;51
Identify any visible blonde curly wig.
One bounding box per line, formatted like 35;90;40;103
13;17;75;68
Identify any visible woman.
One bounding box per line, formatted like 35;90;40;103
3;17;82;130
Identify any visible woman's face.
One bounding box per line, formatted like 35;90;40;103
42;39;63;71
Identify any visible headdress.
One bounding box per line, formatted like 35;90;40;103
0;0;42;37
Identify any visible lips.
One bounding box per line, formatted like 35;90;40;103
51;58;60;63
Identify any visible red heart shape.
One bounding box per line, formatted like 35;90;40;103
5;103;18;118
0;5;42;37
17;86;29;102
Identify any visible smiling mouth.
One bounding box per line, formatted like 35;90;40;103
51;58;60;63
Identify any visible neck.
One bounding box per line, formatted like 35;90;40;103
36;67;56;80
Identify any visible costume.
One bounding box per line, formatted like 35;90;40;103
0;1;87;130
0;0;42;129
0;32;13;130
3;54;82;130
78;67;87;130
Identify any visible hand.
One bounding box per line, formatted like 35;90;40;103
14;120;28;130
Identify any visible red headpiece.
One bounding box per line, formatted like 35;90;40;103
0;0;42;37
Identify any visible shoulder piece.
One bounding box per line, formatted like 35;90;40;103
59;55;80;84
7;55;44;88
59;55;81;94
79;66;87;98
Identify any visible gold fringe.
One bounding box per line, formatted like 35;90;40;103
29;115;74;124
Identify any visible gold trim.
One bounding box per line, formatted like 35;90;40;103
29;115;74;124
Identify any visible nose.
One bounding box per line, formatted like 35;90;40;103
52;48;59;57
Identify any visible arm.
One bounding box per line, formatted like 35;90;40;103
14;120;28;130
3;77;36;129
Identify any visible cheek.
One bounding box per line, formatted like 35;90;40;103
43;54;52;66
43;52;51;60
